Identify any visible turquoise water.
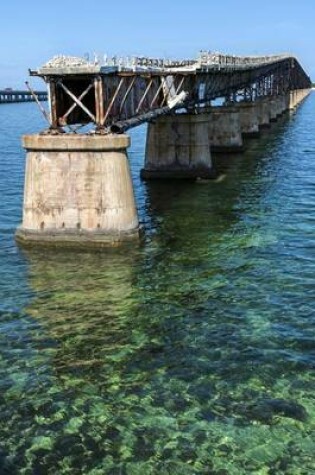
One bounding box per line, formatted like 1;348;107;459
0;98;315;474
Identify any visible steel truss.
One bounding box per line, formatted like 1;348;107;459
30;55;311;134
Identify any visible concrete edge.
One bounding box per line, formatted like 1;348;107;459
211;146;245;154
140;168;217;180
242;131;261;139
22;134;130;152
15;227;139;248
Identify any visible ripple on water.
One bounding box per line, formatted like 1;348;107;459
0;99;315;473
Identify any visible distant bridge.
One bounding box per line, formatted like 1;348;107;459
0;89;47;104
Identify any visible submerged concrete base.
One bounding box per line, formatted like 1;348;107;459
141;114;215;179
15;228;139;248
16;134;139;247
141;168;217;180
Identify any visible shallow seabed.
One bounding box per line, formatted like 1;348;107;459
0;98;315;474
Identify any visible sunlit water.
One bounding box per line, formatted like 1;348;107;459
0;97;315;474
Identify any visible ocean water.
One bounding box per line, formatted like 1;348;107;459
0;97;315;474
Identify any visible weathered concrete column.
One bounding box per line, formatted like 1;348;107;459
256;99;271;129
237;102;260;138
288;90;297;110
208;107;243;152
16;134;139;247
297;88;311;104
142;114;214;179
275;95;287;116
287;89;311;110
268;98;279;122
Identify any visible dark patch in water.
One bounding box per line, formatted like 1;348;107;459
244;398;308;423
0;447;17;474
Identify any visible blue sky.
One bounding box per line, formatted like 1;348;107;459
0;0;314;88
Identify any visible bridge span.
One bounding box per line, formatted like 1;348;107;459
0;89;47;104
16;52;312;248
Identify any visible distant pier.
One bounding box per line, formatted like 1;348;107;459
0;89;47;104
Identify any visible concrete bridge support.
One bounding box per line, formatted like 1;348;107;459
16;134;139;247
237;102;260;138
275;96;287;117
208;107;243;152
290;91;298;110
268;98;279;122
256;99;271;129
142;114;214;179
296;88;312;105
288;89;312;110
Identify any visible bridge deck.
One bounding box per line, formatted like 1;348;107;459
27;52;311;133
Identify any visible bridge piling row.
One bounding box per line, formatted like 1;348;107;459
142;89;312;180
0;90;47;104
16;88;312;247
141;114;214;180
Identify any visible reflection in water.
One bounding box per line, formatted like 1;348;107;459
0;101;315;473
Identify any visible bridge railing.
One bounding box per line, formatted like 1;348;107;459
28;52;310;133
197;51;293;68
97;52;292;70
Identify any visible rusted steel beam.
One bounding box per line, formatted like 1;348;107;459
119;77;136;113
101;77;125;125
175;76;185;95
110;105;175;133
59;82;94;125
25;82;51;125
94;76;104;127
49;80;59;128
27;53;311;133
57;81;96;122
136;78;153;114
150;79;164;108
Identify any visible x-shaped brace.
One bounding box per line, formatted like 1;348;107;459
57;80;96;125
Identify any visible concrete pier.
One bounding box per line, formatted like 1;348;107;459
208;107;243;152
268;98;278;122
275;95;287;117
289;90;297;110
141;114;215;179
288;88;312;110
256;99;271;129
16;134;139;247
238;102;260;138
295;88;312;105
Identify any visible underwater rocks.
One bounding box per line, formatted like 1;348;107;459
212;394;308;425
0;446;16;474
242;398;308;424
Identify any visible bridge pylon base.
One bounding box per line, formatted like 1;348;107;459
208;107;244;153
238;102;260;138
142;114;215;180
256;99;271;129
16;134;139;248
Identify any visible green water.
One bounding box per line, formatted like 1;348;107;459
0;98;315;474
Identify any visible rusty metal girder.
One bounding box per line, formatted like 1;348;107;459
31;55;311;133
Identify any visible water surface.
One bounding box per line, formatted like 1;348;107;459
0;99;315;474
